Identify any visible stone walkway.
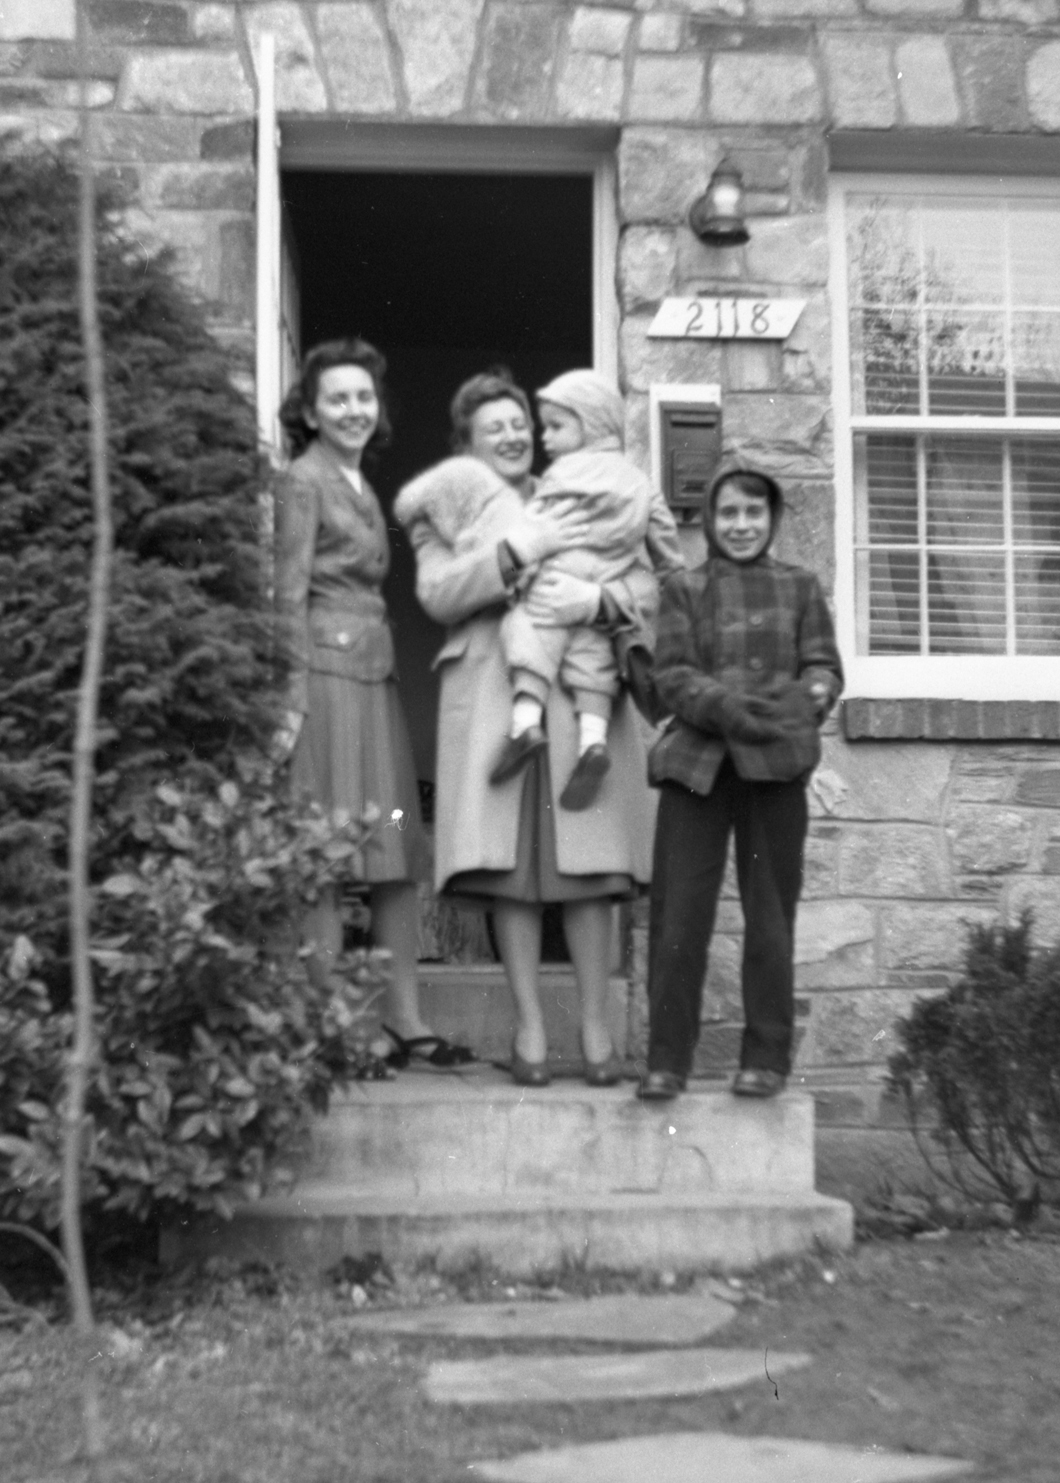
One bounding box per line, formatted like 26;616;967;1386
353;1291;975;1483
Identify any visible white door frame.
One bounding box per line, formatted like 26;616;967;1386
255;107;620;458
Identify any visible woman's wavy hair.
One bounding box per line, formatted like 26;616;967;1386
449;366;533;453
279;338;393;459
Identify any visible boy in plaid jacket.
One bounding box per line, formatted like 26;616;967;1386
638;468;843;1102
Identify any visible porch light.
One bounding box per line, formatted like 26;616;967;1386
689;158;749;246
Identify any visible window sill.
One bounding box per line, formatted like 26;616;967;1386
842;698;1060;742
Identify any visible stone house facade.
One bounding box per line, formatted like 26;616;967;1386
5;0;1060;1179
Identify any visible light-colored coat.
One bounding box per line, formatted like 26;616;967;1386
408;515;657;891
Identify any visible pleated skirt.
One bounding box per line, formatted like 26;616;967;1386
292;671;429;885
445;750;634;905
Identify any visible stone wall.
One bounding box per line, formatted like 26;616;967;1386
4;0;1060;1174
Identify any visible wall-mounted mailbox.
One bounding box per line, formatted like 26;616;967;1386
650;384;723;524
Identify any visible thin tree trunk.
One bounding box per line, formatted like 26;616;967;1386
61;0;114;1460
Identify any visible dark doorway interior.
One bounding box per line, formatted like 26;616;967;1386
281;169;595;786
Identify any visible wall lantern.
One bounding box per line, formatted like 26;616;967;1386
689;158;749;247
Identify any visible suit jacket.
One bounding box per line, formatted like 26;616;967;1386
273;439;395;715
648;554;844;793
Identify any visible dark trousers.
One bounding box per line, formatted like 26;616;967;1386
647;760;808;1078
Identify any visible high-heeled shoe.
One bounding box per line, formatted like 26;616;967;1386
581;1033;623;1087
510;1045;551;1087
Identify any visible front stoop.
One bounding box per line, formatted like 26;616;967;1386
163;1073;853;1276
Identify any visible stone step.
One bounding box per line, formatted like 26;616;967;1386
413;965;630;1064
163;1072;853;1277
165;1187;852;1277
309;1074;816;1199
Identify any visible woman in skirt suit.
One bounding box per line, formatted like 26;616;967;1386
273;338;472;1069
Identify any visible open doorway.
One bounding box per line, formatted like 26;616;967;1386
281;167;595;960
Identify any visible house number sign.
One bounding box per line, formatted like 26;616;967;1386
648;297;806;341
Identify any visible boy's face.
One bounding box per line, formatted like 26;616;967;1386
539;402;584;459
711;485;772;563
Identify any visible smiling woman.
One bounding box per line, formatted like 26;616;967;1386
273;338;474;1072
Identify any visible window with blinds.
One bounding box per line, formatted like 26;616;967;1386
843;189;1060;659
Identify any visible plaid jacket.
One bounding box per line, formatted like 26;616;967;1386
648;554;844;794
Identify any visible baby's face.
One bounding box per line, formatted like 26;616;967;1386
539;402;584;459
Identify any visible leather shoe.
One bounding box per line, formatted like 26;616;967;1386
510;1046;551;1087
559;743;611;810
490;726;547;786
583;1051;624;1087
732;1068;786;1098
637;1070;686;1101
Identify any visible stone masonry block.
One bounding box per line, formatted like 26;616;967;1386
880;902;994;971
0;0;74;39
618;127;719;224
684;0;747;16
718;393;831;481
981;0;1057;16
722;342;780;393
93;113;205;160
768;479;835;587
474;4;560;121
839;825;951;899
1016;768;1060;808
701;932;742;1021
317;3;396;113
742;213;829;289
868;0;962;12
0;42;25;71
244;5;326;111
619;225;676;310
781;291;831;393
794;900;876;987
41;79;114;108
620;314;723;393
628;54;704;122
809;735;952;823
756;0;856;11
25;39;122;77
386;0;483;116
1028;42;1060;129
555;49;624;121
118;51;252;112
0;106;79;144
806;988;925;1068
1007;876;1060;927
896;36;959;128
569;6;631;55
802;830;839;898
946;806;1032;875
709;54;821;125
953;35;1026;132
200;119;253;158
87;0;188;44
145;163;254;211
191;4;236;43
821;34;896;130
638;14;682;51
218;215;253;320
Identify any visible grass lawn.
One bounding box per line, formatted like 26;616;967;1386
2;1223;1057;1482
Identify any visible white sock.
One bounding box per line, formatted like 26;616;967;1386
578;711;608;754
511;695;544;737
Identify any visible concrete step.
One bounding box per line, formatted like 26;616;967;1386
164;1072;853;1277
308;1074;815;1198
413;965;630;1064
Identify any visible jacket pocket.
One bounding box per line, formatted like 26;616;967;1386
309;611;395;682
430;627;471;671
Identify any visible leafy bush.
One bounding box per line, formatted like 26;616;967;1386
0;764;387;1232
888;915;1060;1212
0;145;278;975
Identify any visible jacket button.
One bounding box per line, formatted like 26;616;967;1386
750;613;763;626
749;657;763;670
337;631;350;647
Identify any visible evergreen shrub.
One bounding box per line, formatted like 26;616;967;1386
888;915;1060;1213
0;146;381;1231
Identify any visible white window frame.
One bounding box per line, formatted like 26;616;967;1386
829;170;1060;700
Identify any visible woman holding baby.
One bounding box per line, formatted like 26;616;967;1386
399;368;681;1087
